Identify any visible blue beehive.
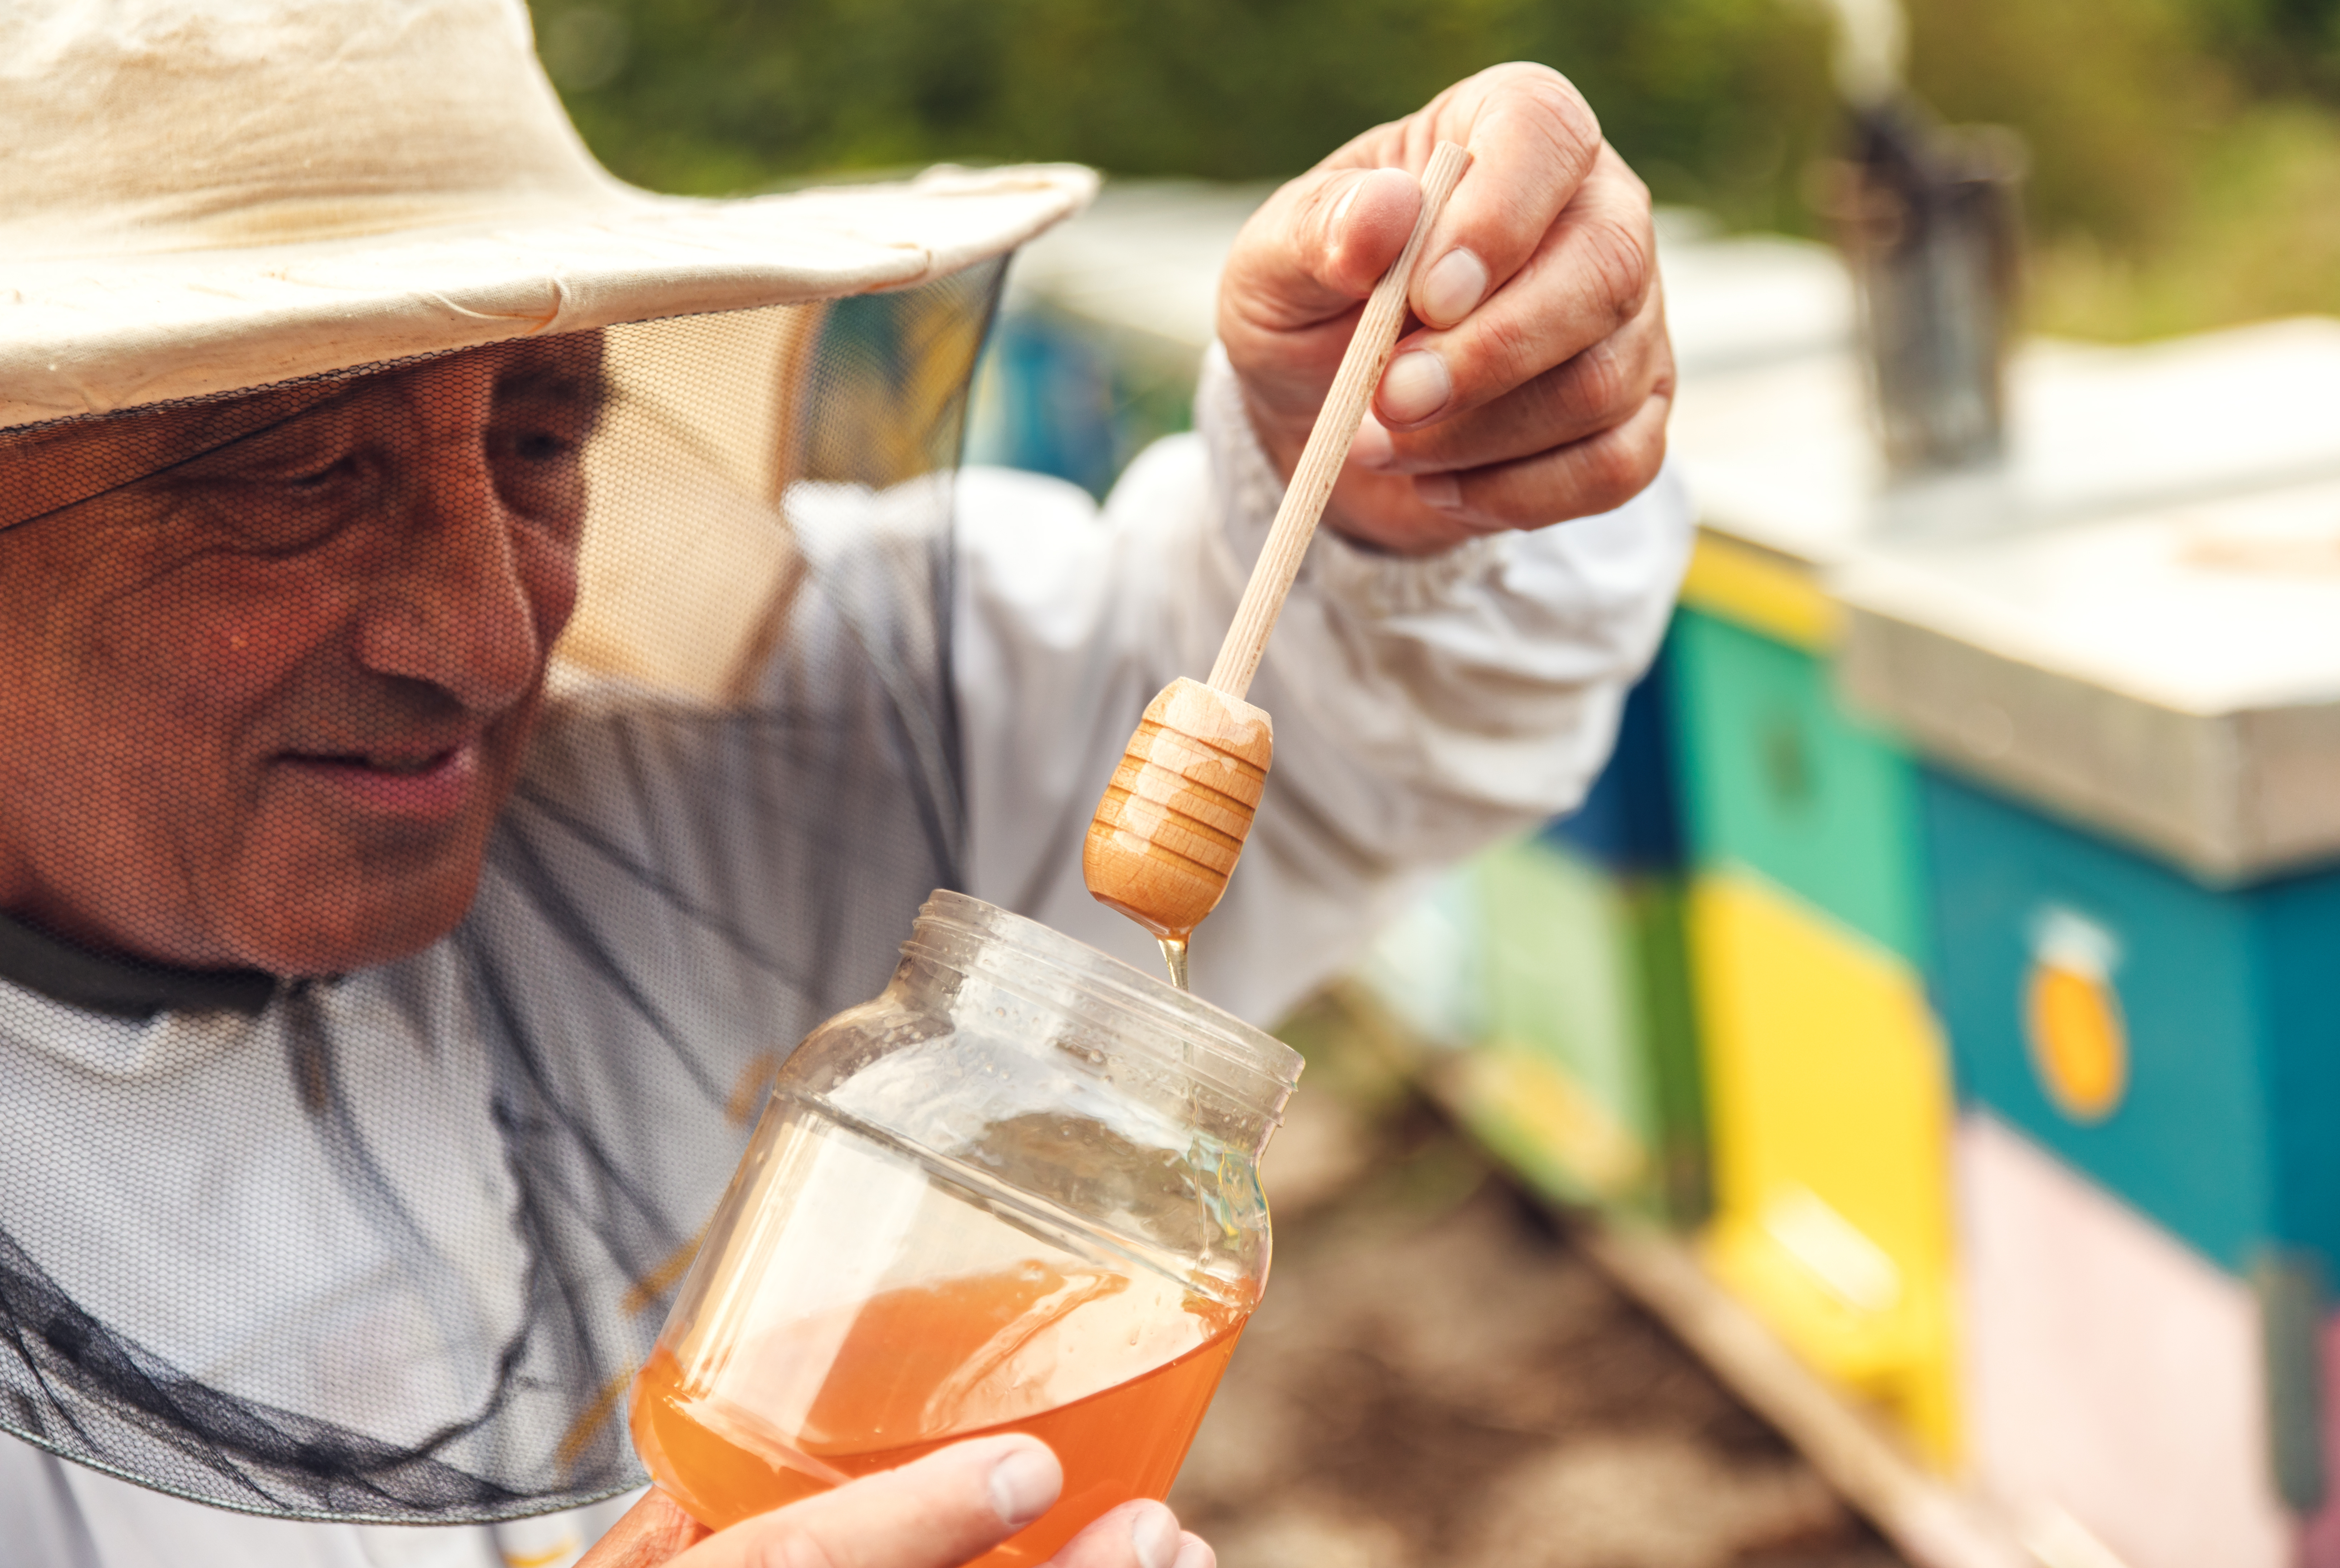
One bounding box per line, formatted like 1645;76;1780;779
1923;769;2340;1276
1545;647;1683;876
1840;475;2340;1566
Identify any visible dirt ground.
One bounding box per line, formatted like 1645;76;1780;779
1169;1007;1911;1568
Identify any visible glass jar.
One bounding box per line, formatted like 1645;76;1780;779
630;890;1302;1563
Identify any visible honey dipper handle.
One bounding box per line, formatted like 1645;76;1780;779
1205;139;1474;700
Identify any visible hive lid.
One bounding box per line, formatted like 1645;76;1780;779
1834;476;2340;883
1673;316;2340;574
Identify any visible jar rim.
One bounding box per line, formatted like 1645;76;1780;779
906;890;1303;1107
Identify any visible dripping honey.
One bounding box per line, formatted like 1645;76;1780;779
1157;935;1190;991
630;1267;1249;1564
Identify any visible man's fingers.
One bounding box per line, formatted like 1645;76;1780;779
1220;165;1421;338
666;1435;1063;1568
1044;1500;1189;1568
1216;162;1425;473
1416;387;1674;535
1228;63;1602;343
1406;63;1604;329
1375;146;1657;433
1214;58;1663;530
1359;284;1670;475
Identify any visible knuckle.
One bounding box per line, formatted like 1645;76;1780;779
1561;340;1631;427
1583;423;1665;513
1477;309;1546;392
1480;60;1560;88
1478;62;1601;151
1533;77;1604;154
1579;217;1654;329
1642;423;1671;482
1589;437;1641;506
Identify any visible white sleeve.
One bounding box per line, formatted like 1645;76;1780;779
955;343;1692;1025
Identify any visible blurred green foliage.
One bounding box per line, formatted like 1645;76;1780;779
534;0;1835;232
533;0;2340;338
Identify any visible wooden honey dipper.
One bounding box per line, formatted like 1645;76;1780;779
1084;141;1474;988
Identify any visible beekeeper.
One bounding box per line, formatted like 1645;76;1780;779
0;1;1687;1566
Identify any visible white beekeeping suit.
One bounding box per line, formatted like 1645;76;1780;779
0;1;1688;1564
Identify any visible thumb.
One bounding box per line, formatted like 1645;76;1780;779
1219;165;1423;339
663;1435;1063;1568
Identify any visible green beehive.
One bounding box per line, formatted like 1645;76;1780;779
1668;603;1929;969
1459;834;1706;1225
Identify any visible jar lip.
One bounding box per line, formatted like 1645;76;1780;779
909;890;1303;1098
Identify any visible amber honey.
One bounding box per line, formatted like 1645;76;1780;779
630;1265;1249;1563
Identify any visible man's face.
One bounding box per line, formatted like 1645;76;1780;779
0;335;605;975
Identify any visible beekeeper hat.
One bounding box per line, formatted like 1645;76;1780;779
0;0;1095;431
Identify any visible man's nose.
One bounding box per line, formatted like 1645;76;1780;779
352;444;549;713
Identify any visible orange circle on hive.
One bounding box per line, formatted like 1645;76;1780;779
2025;961;2128;1122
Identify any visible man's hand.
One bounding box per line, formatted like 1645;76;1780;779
1218;62;1673;556
577;1435;1212;1568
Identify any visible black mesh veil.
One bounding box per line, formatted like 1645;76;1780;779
0;261;1007;1523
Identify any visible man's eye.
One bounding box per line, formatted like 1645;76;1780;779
500;429;576;463
489;422;589;533
285;456;360;490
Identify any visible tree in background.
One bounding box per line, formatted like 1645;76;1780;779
533;0;1832;230
532;0;2340;338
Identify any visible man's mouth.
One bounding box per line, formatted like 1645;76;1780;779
278;738;484;819
355;750;451;776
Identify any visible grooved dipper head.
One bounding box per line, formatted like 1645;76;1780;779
1083;677;1274;941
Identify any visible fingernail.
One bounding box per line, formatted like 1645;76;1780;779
1132;1504;1181;1568
1379;351;1451;425
1415;473;1464;511
1174;1533;1218;1568
1421;248;1488;325
986;1446;1061;1529
1349;412;1394;470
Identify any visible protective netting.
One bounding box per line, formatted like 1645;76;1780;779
0;260;1006;1523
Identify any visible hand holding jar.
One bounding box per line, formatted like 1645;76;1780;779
578;1437;1212;1568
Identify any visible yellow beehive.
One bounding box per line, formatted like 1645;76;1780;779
1689;868;1961;1466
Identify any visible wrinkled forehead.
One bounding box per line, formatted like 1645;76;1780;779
0;334;607;533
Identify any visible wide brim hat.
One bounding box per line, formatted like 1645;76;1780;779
0;0;1097;431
